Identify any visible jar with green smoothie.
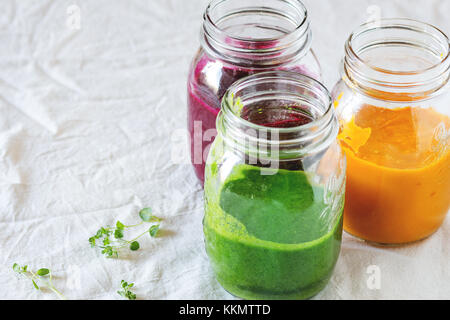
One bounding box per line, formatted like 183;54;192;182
204;71;346;299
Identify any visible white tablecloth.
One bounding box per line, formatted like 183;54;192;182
1;0;449;300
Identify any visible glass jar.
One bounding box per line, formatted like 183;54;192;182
332;19;450;244
188;0;321;184
204;71;345;300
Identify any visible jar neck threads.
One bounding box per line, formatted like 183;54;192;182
217;71;337;161
343;19;450;102
201;0;312;69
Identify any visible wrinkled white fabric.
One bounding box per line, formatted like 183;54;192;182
0;0;449;300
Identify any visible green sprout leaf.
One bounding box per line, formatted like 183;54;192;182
114;229;124;239
88;237;96;247
149;224;160;238
32;279;40;290
116;221;125;230
139;208;153;222
129;241;140;251
36;268;50;276
101;246;118;258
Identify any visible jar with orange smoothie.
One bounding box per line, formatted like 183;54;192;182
332;19;450;244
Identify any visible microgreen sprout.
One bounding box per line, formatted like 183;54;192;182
89;207;161;258
117;280;136;300
12;263;66;300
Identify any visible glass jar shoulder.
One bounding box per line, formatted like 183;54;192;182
188;49;252;111
332;79;450;165
332;78;450;118
188;48;323;110
204;133;346;240
333;79;449;160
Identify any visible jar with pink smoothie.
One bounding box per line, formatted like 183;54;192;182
187;0;322;184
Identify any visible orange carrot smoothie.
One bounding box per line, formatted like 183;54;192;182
339;105;450;244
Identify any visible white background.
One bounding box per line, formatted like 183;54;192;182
0;0;449;299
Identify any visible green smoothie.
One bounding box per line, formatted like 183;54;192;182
204;163;343;300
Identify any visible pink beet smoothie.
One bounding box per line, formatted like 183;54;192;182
187;53;317;185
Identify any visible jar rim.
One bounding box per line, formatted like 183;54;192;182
201;0;312;67
346;18;450;75
217;71;338;159
221;71;333;133
343;18;450;101
204;0;309;43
